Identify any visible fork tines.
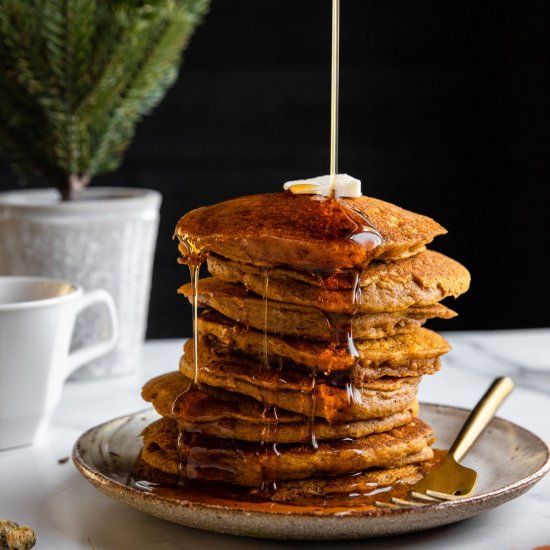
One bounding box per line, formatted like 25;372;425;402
374;490;463;509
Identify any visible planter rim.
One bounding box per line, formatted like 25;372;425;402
0;187;161;216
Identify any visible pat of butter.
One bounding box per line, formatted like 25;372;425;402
283;174;362;198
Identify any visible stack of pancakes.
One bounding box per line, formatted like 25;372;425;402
137;192;469;503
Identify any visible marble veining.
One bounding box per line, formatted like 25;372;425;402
443;330;550;394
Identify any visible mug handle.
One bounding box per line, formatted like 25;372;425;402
66;289;119;377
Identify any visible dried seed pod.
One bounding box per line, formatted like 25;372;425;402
6;526;36;550
0;520;19;546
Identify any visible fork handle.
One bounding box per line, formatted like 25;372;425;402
449;376;514;462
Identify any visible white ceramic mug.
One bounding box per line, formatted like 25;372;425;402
0;276;119;450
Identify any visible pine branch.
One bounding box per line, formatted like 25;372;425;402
0;0;209;199
70;0;97;95
0;88;68;187
89;10;189;174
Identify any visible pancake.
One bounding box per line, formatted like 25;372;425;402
143;371;298;421
131;450;431;502
178;277;457;340
196;310;449;377
207;250;471;314
140;417;435;486
142;371;419;443
175;193;446;271
179;345;420;422
266;463;430;503
184;336;427;391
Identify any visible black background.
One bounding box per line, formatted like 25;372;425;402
1;1;549;338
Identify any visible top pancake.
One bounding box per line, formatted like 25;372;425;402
175;193;446;270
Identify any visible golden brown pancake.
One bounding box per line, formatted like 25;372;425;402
195;311;449;378
141;417;434;487
175;193;446;271
185;335;430;390
265;462;432;503
207;250;471;314
131;450;431;502
179;345;420;422
179;277;456;340
142;371;419;443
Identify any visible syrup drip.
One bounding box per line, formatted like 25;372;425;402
323;311;359;356
189;264;200;385
300;367;319;450
313;264;362;403
338;199;383;249
257;268;281;493
305;196;383;262
261;268;270;369
176;233;207;387
173;233;208;483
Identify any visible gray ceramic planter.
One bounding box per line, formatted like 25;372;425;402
0;187;161;378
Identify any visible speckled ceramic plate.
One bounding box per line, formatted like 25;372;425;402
72;404;550;540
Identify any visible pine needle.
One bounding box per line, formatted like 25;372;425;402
0;0;209;199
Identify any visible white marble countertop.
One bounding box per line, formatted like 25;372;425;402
1;330;549;550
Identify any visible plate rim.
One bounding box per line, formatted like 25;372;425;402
72;402;550;519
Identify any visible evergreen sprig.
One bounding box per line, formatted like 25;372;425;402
0;0;209;199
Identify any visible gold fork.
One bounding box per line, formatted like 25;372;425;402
375;376;514;509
